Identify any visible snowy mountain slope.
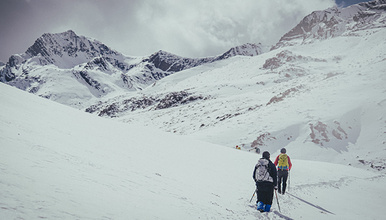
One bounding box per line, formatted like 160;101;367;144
1;82;385;220
24;30;123;69
272;0;386;49
0;30;263;108
86;14;386;173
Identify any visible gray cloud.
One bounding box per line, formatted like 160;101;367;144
0;0;353;61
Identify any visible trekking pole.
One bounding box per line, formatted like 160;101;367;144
249;189;257;203
275;190;281;213
288;171;290;192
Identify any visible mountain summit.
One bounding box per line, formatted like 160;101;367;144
25;30;123;68
272;0;386;49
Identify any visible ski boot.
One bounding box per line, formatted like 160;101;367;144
264;204;271;212
256;201;264;212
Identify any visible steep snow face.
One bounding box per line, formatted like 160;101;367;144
0;31;264;108
0;30;134;107
25;30;123;69
272;0;386;49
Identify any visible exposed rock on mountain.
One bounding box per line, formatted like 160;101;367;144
262;50;326;70
85;91;209;117
144;42;264;72
24;30;123;68
272;0;386;49
215;43;265;60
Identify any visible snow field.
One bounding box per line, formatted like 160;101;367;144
1;79;385;219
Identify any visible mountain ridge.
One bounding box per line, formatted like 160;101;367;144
0;30;264;107
272;0;386;49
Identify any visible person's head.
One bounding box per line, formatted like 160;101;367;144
262;151;270;159
281;148;286;154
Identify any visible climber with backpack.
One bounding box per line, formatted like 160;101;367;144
274;148;292;195
253;151;278;212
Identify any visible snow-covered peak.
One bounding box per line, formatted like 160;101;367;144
272;0;386;49
144;43;265;73
219;43;265;59
150;50;182;59
25;30;122;68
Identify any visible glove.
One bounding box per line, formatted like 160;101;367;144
274;186;278;190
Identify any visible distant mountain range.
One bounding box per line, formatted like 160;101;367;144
0;30;263;107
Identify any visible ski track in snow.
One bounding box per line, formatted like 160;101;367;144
286;192;335;215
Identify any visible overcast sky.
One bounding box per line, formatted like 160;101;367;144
0;0;374;61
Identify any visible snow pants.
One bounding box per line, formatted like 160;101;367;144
256;181;274;205
277;169;288;194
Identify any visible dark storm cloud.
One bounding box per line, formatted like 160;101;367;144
0;0;374;62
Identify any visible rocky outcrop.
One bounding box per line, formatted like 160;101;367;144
272;0;386;50
86;91;209;117
215;43;264;60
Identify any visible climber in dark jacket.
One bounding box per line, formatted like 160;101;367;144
252;151;277;212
